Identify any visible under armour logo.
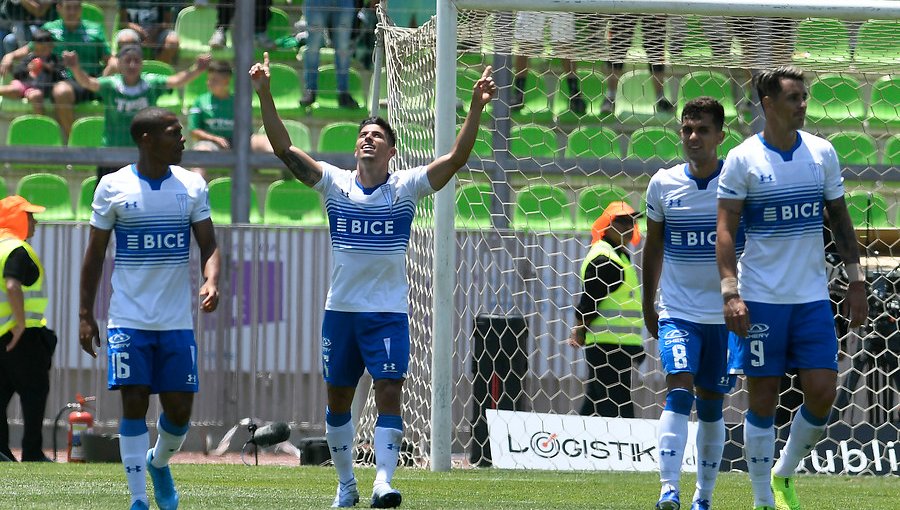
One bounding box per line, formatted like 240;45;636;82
125;464;142;473
750;456;771;463
124;201;139;209
700;460;718;468
660;449;678;457
331;445;349;452
382;363;397;372
386;443;396;451
759;174;774;183
666;199;682;207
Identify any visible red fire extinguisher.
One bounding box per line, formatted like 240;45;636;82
67;394;94;463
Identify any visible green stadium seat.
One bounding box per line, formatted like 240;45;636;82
827;132;878;166
576;184;630;230
866;75;900;129
69;116;104;171
615;70;674;124
677;71;737;122
552;69;607;124
565;126;622;160
207;177;262;224
251;63;301;117
6;114;64;171
793;18;851;65
455;182;493;229
82;2;106;28
845;190;890;228
0;175;7;198
139;60;180;111
77;176;98;221
263;179;326;226
259;119;313;152
626;127;681;162
174;6;218;58
720;129;745;158
471;126;493;159
308;64;367;120
16;173;74;220
854;20;900;70
510;69;553;124
317;122;359;153
511;184;573;231
805;75;865;127
884;135;900;166
255;7;296;62
509;124;557;159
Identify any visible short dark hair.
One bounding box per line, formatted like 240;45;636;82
358;117;396;147
754;66;805;103
208;60;232;75
681;96;725;132
31;29;53;44
131;107;176;144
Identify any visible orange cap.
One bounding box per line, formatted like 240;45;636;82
0;195;44;241
590;200;641;246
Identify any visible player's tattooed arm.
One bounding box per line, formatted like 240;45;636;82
276;147;322;187
825;197;861;264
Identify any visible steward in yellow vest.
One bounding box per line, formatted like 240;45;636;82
568;201;644;418
0;195;55;462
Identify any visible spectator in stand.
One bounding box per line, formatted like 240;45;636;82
299;0;359;109
63;44;210;180
187;59;274;179
0;0;54;57
603;15;674;114
208;0;275;50
116;0;180;65
0;29;65;114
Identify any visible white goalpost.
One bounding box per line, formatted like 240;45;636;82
369;0;900;474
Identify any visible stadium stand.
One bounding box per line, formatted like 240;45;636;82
207;177;262;224
455;182;493;229
6;115;64;171
77;176;98;221
317;122;359;153
885;134;900;166
626;126;681;162
845;189;890;227
576;184;630;230
867;75;900;128
511;183;573;231
677;70;738;123
16;173;74;220
565;125;622;159
251;62;302;117
805;75;865;127
307;64;368;120
827;131;879;165
263;179;326;226
615;70;674;124
509;124;557;159
553;69;607;124
510;68;553;124
793;18;851;64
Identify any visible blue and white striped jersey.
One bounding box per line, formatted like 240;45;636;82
314;162;434;313
91;165;211;330
646;161;744;323
718;131;844;304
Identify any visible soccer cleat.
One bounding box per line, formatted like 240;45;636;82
146;450;179;510
771;473;801;510
208;27;226;49
690;499;711;510
370;483;402;508
332;479;360;508
130;501;150;510
656;487;681;510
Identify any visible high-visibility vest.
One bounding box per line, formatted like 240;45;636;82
0;237;47;336
579;240;642;346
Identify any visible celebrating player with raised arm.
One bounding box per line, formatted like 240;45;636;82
250;52;495;508
643;97;742;510
716;66;866;510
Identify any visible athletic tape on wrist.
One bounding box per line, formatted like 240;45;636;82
845;263;864;283
720;276;739;298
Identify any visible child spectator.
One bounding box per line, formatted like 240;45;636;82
0;28;63;114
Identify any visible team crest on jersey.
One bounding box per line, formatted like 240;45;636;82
177;193;188;217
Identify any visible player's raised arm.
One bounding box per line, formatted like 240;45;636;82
78;226;112;358
426;66;496;191
250;52;322;187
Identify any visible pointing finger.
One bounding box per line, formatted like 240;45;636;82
481;65;492;80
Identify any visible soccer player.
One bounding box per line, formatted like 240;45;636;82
716;66;866;510
78;107;221;510
643;97;741;510
250;52;495;508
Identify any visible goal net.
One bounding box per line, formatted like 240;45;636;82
369;0;900;474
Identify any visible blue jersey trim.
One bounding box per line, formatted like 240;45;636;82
683;160;723;191
132;164;174;191
355;177;389;195
757;132;803;162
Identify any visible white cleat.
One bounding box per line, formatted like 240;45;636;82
332;479;360;508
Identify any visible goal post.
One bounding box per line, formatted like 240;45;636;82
375;0;900;474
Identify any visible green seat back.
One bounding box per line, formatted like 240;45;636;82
69;116;104;147
677;71;737;121
251;63;301;116
455;182;493;229
806;75;864;126
259;120;312;152
576;184;630;230
471;127;493;158
720;129;744;158
308;64;366;119
511;68;553;124
263;179;325;226
794;18;851;64
512;184;572;231
7;114;64;171
626;127;681;162
552;68;607;124
77;176;98;221
884;135;900;166
867;76;900;128
845;190;890;227
854;20;900;68
16;173;73;220
207;177;261;224
565;126;621;159
317;122;359;153
827;132;878;166
615;70;672;123
174;6;217;57
509;124;557;159
0;175;7;198
82;2;106;27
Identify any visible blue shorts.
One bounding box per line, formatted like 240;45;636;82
728;300;838;377
322;311;410;387
658;318;735;394
106;328;199;393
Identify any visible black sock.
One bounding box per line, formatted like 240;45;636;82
566;76;580;95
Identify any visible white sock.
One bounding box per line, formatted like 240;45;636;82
772;407;827;478
657;409;689;490
326;420;356;485
744;416;776;507
694;418;725;502
374;426;404;486
150;414;188;468
119;430;149;504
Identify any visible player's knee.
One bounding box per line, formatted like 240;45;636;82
373;379;404;412
52;82;73;102
665;372;693;391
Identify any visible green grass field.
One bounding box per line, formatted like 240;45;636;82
0;464;895;509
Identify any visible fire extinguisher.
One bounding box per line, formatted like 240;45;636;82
67;394;95;463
